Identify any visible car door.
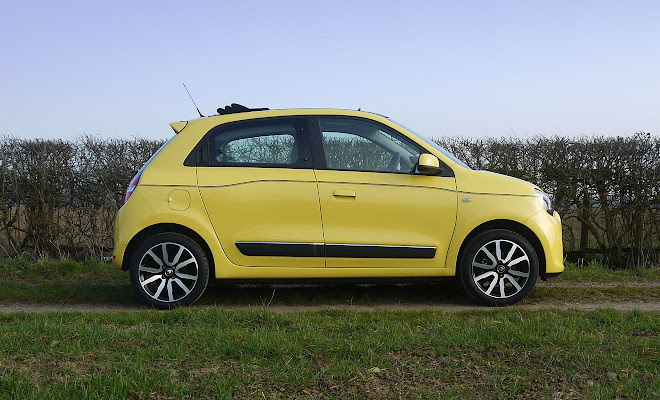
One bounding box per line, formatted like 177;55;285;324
311;116;458;268
197;117;324;267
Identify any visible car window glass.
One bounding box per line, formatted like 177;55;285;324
212;124;298;166
319;118;421;173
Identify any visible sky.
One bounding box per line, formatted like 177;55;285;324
1;0;659;140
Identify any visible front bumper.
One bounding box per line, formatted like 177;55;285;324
525;210;565;277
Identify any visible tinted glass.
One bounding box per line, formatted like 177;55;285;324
320;118;421;173
211;124;300;166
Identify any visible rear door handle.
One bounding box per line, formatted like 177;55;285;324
333;189;356;198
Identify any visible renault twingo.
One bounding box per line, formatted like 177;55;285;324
114;104;564;308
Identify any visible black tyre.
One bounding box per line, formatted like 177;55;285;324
129;232;209;309
459;229;538;306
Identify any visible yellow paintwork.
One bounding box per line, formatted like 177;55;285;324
418;153;440;168
113;108;564;279
169;121;188;134
315;169;457;268
197;167;325;268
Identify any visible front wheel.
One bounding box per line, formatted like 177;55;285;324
130;232;209;309
459;230;539;306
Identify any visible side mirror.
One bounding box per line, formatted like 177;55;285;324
417;153;443;175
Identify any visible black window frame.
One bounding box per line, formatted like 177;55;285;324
184;116;314;169
309;116;454;177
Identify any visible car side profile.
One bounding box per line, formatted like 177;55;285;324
113;104;564;308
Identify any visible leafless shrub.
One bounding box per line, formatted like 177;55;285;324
0;135;164;260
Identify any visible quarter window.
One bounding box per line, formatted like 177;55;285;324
319;118;421;173
210;122;308;167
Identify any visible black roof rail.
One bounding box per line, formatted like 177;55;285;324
217;103;269;115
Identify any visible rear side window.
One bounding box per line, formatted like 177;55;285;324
217;125;295;164
207;118;312;168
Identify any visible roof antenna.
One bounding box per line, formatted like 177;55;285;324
183;83;205;118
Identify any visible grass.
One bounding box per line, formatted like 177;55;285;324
0;308;657;399
529;285;660;303
557;261;660;282
0;258;134;305
0;258;125;284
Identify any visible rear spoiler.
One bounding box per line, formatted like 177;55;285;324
169;121;188;134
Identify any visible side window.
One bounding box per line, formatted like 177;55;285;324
220;129;295;164
209;120;309;168
319;118;421;173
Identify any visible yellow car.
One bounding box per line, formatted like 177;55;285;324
113;104;564;308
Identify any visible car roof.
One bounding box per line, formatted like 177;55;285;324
171;105;390;134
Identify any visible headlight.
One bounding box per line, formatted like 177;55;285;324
535;189;554;215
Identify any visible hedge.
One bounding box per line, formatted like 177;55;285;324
0;136;165;260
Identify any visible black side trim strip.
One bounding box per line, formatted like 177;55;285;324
235;242;436;259
326;244;436;259
236;242;324;257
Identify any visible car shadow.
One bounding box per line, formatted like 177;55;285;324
194;279;479;309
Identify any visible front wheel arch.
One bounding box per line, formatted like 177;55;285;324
455;219;547;280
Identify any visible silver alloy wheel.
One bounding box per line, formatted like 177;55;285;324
137;242;199;303
471;239;531;299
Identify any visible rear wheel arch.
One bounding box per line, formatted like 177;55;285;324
122;223;216;280
456;219;547;279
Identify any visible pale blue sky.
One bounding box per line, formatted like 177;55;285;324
1;0;659;140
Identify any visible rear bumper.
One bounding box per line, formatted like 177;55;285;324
112;190;158;269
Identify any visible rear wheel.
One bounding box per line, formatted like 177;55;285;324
459;229;538;306
129;232;209;309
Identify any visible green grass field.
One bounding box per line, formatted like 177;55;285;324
0;308;658;399
0;259;658;399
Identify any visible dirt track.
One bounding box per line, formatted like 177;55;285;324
0;300;658;313
1;281;658;313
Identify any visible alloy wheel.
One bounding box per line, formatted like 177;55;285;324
137;242;200;303
470;239;531;299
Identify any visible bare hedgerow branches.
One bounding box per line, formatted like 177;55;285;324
0;135;165;260
0;134;657;268
435;133;660;268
